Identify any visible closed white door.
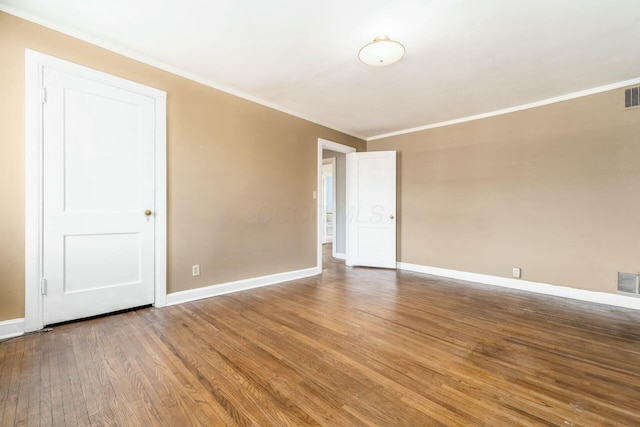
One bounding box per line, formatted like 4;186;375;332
42;67;156;325
346;151;397;268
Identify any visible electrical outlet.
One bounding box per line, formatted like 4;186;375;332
512;267;521;278
192;264;200;276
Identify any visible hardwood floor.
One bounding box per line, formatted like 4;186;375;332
2;245;640;426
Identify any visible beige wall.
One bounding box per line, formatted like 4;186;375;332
0;12;365;322
369;89;640;294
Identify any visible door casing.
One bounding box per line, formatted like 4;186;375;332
24;50;167;332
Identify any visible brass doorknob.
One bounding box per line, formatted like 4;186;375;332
145;210;152;216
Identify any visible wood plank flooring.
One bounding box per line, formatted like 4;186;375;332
2;245;640;426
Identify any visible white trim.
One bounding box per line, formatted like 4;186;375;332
334;252;346;260
154;93;168;308
320;139;358;154
0;7;366;141
368;76;640;141
166;267;320;306
0;319;25;340
5;6;638;144
398;262;640;311
317;139;356;270
24;51;44;332
24;50;167;332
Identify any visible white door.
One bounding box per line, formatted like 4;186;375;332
346;151;397;268
42;67;156;325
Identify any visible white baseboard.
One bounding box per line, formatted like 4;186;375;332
398;262;640;311
0;318;25;340
166;266;321;306
333;252;346;260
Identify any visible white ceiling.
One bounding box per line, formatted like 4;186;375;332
3;0;640;140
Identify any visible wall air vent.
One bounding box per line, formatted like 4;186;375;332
617;272;639;295
624;87;640;108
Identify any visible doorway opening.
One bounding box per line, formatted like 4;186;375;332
317;139;355;271
321;158;336;244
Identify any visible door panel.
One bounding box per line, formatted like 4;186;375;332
63;233;142;293
64;88;144;212
43;67;155;325
346;151;397;268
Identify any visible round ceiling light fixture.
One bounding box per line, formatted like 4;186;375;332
358;35;405;67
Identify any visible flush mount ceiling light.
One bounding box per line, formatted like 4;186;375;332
358;35;405;67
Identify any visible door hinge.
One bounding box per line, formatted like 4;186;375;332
41;87;47;104
40;278;47;295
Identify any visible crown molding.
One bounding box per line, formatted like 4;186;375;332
0;6;367;141
4;6;638;144
368;76;640;141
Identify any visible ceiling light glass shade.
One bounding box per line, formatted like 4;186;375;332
358;35;405;67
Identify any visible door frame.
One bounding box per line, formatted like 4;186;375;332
24;50;167;332
317;139;355;269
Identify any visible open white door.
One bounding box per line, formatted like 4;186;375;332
346;151;397;268
42;66;156;325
